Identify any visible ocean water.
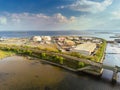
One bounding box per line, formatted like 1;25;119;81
0;31;92;38
0;30;115;39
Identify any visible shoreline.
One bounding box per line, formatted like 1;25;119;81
0;36;107;76
26;55;103;76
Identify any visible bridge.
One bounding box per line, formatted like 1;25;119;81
77;64;120;83
107;41;114;43
105;53;120;54
103;65;120;83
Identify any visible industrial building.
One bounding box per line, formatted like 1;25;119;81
72;42;96;55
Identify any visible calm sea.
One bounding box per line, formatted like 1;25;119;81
0;30;114;38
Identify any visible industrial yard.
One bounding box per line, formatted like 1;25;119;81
0;36;103;55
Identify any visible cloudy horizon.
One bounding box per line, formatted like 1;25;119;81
0;0;120;31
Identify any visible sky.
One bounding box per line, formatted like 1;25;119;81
0;0;120;31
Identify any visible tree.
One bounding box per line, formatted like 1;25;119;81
41;53;46;59
78;62;84;68
59;56;64;64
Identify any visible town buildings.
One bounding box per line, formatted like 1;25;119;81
30;36;102;56
31;36;42;42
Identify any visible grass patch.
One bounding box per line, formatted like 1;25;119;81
0;50;15;59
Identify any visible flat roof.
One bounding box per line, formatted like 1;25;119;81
74;42;96;52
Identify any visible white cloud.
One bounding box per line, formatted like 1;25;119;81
64;13;117;30
35;14;49;19
6;13;75;24
0;11;119;31
112;10;120;19
53;13;75;23
0;17;7;25
59;0;113;13
70;16;76;22
57;5;65;9
0;12;76;30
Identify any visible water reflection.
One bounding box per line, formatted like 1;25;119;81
0;56;66;90
104;43;120;66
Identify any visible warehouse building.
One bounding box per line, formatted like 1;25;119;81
72;42;96;56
